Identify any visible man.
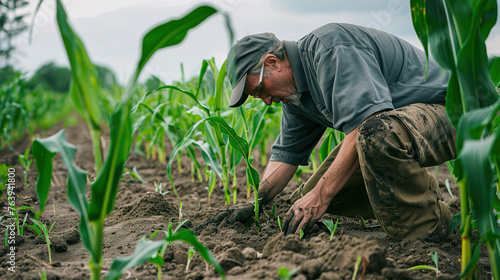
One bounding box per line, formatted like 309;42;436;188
214;23;455;241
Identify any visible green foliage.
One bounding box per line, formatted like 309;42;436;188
31;2;222;280
27;62;72;93
322;217;339;240
411;1;500;278
409;251;440;279
278;267;298;280
351;255;362;280
18;147;32;186
0;72;29;149
105;239;166;280
0;65;15;84
138;221;224;280
28;218;56;264
0;163;12;199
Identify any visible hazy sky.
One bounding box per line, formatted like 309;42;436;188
15;0;500;84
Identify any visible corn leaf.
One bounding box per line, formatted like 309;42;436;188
88;104;133;220
213;60;227;114
105;240;166;280
424;0;460;70
56;0;103;170
55;0;101;131
460;131;500;242
31;130;93;259
410;0;429;77
207;117;260;188
165;229;225;279
490;57;500;87
477;0;498;40
249;106;269;151
192;140;223;180
319;131;334;163
32;136;58;218
132;85;210;116
134;5;217;80
454;0;499;109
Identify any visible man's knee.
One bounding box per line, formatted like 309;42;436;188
356;114;412;162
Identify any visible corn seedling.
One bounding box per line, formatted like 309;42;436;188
278;217;283;232
277;267;298;280
39;270;47;280
299;229;304;239
186;247;196;272
153;181;169;196
7;190;35;235
136;221;224;280
18;147;33;186
411;1;500;278
28;218;56;264
322;217;339;241
409;251;439;279
264;204;277;218
358;215;366;228
0;164;13;199
30;2;221;279
122;167;147;184
179;200;183;220
351;255;362;280
147;220;188;279
444;179;454;198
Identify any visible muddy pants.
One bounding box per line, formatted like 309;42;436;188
302;103;456;241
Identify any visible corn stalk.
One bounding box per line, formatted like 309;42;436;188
410;0;500;278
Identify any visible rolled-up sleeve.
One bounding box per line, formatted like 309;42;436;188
270;105;326;166
316;44;394;133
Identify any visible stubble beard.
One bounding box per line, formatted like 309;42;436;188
285;92;302;106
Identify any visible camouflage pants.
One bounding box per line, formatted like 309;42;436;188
302;103;456;241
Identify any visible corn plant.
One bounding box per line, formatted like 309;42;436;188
186;247;196;272
0;73;30;150
0;164;13;199
411;0;500;278
278;267;298;280
351;255;363;280
127;221;225;280
19;147;33;186
322;217;339;241
30;1;220;279
28;219;56;264
162;59;262;224
409;251;440;279
153;181;169;196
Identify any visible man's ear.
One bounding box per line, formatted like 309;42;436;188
264;54;281;70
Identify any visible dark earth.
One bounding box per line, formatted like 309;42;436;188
0;118;493;280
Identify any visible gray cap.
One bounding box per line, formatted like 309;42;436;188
226;33;279;107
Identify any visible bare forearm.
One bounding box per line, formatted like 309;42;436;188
247;161;298;205
314;129;360;201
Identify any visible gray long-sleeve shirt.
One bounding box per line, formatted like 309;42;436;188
270;23;450;166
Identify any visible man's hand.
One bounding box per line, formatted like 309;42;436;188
282;189;329;235
210;202;255;224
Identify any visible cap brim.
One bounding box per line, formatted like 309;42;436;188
229;73;249;107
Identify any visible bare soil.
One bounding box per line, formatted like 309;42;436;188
0;119;492;280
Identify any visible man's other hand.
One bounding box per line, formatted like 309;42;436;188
282;190;329;235
211;202;255;224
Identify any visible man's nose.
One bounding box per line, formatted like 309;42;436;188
262;96;273;106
